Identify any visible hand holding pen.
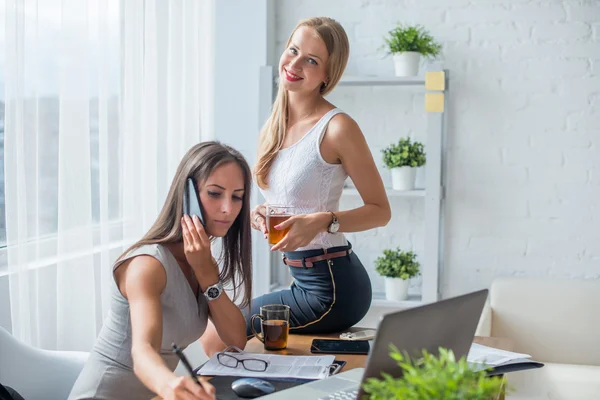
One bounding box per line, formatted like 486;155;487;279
163;343;215;400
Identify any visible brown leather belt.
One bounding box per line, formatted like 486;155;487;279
282;249;352;268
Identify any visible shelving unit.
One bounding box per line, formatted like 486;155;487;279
256;66;448;308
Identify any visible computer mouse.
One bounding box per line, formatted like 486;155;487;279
231;377;275;398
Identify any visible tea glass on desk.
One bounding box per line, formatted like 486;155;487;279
266;205;295;245
250;304;290;350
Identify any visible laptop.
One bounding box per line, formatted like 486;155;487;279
260;289;488;400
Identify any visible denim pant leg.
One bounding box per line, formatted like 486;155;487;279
245;246;372;337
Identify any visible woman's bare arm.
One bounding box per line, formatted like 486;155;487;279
119;255;214;399
322;113;392;232
182;216;247;357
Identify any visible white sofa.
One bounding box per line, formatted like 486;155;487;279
476;277;600;400
0;326;88;400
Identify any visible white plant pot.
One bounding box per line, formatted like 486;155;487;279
385;277;410;301
391;167;417;190
392;52;421;77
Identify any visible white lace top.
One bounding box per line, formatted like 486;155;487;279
260;108;349;251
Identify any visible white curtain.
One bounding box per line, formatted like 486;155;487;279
3;0;214;351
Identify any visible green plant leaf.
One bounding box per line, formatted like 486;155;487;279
381;137;426;169
362;346;506;399
374;247;420;279
382;23;442;58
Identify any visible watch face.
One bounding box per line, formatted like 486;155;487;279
329;222;340;233
207;287;220;299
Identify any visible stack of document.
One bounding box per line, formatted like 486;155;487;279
467;343;544;375
197;351;336;380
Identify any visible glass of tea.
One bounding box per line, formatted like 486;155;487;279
266;204;295;245
250;304;290;350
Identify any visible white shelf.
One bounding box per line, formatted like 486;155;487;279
271;71;427;87
342;187;425;197
371;293;424;309
338;75;426;87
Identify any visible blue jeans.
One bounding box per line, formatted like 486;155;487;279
245;243;372;336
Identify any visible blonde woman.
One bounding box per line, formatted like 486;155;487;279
249;17;391;335
70;142;253;400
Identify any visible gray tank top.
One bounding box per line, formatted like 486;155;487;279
69;244;209;400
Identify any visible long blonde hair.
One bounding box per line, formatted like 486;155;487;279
121;142;253;308
254;17;350;189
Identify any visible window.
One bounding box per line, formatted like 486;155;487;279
0;0;121;275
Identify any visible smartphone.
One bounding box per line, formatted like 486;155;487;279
310;339;370;355
183;178;205;226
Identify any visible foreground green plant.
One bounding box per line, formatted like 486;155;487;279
362;346;505;400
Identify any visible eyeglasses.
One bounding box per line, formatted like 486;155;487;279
216;346;269;372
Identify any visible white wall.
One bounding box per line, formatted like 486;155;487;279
275;0;600;298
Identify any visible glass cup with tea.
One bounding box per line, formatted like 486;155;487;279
250;304;290;350
266;205;295;246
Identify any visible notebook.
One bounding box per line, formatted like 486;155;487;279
468;343;544;376
196;349;336;380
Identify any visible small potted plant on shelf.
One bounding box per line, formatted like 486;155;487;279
375;248;420;301
362;346;506;399
382;23;442;77
382;137;426;191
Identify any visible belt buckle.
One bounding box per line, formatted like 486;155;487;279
282;255;288;265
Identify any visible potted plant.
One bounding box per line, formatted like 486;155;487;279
362;346;506;399
382;137;426;191
375;248;420;301
382;24;442;77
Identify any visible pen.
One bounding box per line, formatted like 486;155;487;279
172;342;201;385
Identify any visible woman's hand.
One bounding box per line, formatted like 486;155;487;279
270;213;330;252
181;215;218;282
250;203;268;238
161;376;216;400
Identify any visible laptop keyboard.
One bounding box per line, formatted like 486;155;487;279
319;388;358;400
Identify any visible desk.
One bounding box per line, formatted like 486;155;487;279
154;331;511;399
245;330;513;373
246;332;510;400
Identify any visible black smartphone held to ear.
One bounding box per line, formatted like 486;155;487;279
183;178;206;227
310;339;370;355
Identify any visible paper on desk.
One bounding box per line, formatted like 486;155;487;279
467;343;532;366
197;352;336;380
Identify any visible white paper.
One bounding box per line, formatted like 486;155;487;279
198;351;336;380
467;343;532;366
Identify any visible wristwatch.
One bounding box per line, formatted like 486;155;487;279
327;211;340;234
203;281;224;301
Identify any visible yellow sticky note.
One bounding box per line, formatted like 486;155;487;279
425;71;445;91
425;93;444;113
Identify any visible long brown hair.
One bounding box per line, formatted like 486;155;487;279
254;17;350;189
121;142;253;308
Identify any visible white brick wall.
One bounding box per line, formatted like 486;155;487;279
275;0;600;299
